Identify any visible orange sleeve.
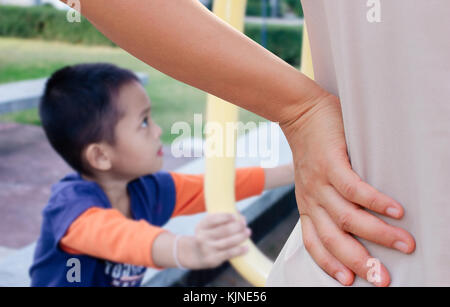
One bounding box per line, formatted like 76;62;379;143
234;166;266;200
169;166;265;218
59;207;167;269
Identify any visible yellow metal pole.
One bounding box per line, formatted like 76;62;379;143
205;0;272;287
300;22;314;78
205;1;315;287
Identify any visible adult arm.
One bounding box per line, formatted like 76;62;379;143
65;0;321;125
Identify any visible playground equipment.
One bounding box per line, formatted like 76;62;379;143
204;0;314;286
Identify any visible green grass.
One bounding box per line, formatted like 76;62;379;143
0;37;267;144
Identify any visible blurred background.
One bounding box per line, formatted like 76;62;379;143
0;0;304;286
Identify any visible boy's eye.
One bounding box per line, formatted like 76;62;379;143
141;117;149;128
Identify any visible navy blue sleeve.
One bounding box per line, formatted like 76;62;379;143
132;171;176;226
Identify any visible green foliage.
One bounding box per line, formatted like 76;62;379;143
0;5;114;46
246;0;303;17
246;0;280;17
0;4;303;66
245;23;303;66
284;0;304;17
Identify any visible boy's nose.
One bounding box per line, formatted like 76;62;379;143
154;124;162;138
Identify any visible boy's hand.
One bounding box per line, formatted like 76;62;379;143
185;213;251;269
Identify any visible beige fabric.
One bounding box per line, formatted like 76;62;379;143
267;0;450;286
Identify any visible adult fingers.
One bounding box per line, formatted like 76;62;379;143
301;214;355;286
319;185;416;254
309;204;391;287
328;163;405;219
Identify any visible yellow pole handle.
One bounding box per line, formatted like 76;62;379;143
205;0;272;287
300;22;314;78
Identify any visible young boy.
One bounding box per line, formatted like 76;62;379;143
29;63;294;287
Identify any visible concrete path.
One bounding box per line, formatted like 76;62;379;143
0;73;149;115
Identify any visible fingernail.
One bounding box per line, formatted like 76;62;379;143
335;272;347;285
386;207;400;218
393;241;409;253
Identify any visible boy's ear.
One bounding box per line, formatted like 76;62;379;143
84;143;112;172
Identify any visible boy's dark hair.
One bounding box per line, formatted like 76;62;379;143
39;63;139;177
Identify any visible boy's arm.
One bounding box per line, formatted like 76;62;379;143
59;163;293;268
60;207;201;269
263;163;295;190
169;167;265;218
60;207;169;269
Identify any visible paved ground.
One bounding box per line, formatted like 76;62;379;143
0;121;197;252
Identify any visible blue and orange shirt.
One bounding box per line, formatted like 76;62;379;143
29;167;265;287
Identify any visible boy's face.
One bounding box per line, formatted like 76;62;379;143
107;80;163;178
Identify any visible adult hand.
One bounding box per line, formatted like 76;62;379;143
280;92;416;287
